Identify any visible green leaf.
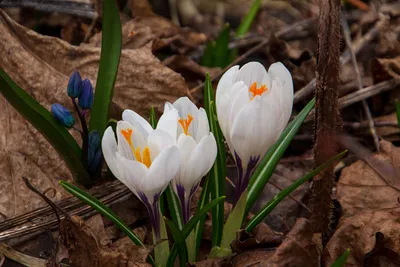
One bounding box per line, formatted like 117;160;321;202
201;41;215;67
167;196;226;266
150;106;157;129
331;249;350;267
164;217;188;267
0;69;92;187
165;185;184;230
195;177;210;258
89;0;122;135
213;24;231;68
245;150;347;232
204;73;226;247
396;99;400;128
210;190;248;258
246;98;315;215
201;24;230;68
236;0;262;37
59;181;147;248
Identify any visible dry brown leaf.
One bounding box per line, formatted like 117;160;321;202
375;113;399;140
0;10;187;217
60;215;151;267
337;140;400;217
230;249;275;267
371;56;400;84
255;218;322;267
325;210;400;267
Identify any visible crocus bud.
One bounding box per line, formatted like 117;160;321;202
88;131;102;174
51;103;75;128
78;79;94;110
67;70;83;98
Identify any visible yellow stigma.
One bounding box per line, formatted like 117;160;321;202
178;114;193;135
249;82;268;100
120;128;152;168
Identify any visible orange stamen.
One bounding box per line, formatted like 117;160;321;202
178;114;193;135
120;128;152;168
249;82;268;100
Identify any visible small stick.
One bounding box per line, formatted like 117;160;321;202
341;16;380;151
0;243;47;267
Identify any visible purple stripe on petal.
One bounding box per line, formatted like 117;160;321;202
234;152;260;203
138;191;162;239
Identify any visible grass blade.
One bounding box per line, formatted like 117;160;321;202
201;41;215;67
246;98;315;214
245;150;347;232
204;73;226;247
89;0;122;135
236;0;261;37
0;69;92;187
165;185;184;230
331;249;350;267
59;181;145;245
167;196;226;266
195;177;211;257
213;24;230;68
164;217;188;267
149;106;157;128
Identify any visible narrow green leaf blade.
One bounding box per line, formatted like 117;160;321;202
236;0;261;37
331;249;350;267
214;24;231;68
164;217;188;267
220;190;248;252
195;176;210;257
165;185;184;230
246;98;315;214
0;69;92;187
149;106;157;129
204;73;226;247
201;41;215;67
167;196;226;266
245;150;347;232
59;181;146;247
89;0;122;135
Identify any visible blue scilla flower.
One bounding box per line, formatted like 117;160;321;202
51;104;75;128
67;70;83;98
78;79;94;110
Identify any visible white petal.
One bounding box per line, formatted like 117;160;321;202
101;127;121;178
216;65;239;102
227;82;250;132
116;153;149;201
183;133;217;192
195;108;209;142
235;62;267;88
147;146;180;199
230;97;277;167
147;129;175;159
116;121;135;160
157;108;179;141
174;134;197;193
268;62;294;136
173;97;199;137
163;102;175;113
122;109;153;139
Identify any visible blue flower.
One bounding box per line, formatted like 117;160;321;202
67;70;83;98
88;130;102;174
51;104;75;128
78;79;94;109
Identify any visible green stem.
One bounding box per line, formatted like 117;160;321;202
154;206;169;267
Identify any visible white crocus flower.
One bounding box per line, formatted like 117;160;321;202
216;61;294;200
164;97;217;223
102;109;180;238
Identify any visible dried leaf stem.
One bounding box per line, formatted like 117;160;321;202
310;0;341;241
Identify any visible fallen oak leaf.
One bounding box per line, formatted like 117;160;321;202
364;232;400;267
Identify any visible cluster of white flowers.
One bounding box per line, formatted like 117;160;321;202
101;61;293;235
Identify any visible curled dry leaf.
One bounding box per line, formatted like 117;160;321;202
325;211;400;267
337;140;400;217
60;215;151;267
254;218;322;267
0;10;188;217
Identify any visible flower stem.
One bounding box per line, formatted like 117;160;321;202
153;205;169;267
71;98;89;172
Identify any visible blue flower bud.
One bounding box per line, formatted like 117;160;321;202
67;70;83;98
51;103;75;128
88;131;102;175
78;79;94;110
